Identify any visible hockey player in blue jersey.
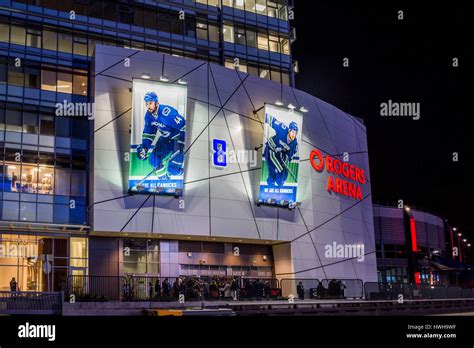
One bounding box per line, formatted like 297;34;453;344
136;91;186;179
263;114;299;187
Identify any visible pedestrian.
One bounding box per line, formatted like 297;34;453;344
297;281;305;300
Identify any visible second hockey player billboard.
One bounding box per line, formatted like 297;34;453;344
258;104;303;208
129;79;187;196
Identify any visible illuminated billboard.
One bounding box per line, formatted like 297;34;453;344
129;79;187;196
258;104;303;208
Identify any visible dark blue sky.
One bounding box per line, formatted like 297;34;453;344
293;2;472;240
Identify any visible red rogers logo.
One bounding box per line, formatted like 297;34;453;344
309;149;366;201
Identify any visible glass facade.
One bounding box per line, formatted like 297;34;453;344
0;233;88;292
0;0;293;289
122;239;160;275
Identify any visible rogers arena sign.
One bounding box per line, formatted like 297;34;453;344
309;149;366;201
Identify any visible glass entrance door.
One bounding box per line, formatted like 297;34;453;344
69;267;87;295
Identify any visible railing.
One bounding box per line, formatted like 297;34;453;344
280;278;321;299
66;275;281;302
67;275;127;301
364;282;474;300
280;279;363;299
64;275;474;303
0;291;62;314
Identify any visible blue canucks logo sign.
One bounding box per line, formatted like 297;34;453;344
212;139;227;168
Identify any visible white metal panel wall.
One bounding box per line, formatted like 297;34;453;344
92;45;378;282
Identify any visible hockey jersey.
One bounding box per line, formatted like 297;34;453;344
141;104;186;149
266;115;298;172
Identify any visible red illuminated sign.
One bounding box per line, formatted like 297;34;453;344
310;149;366;201
410;218;418;252
414;271;421;284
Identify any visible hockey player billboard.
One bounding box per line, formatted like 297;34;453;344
258;104;303;208
129;79;187;196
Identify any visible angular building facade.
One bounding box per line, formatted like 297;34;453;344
0;0;378;294
91;45;377;288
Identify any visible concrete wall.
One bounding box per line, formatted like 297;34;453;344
91;45;377;283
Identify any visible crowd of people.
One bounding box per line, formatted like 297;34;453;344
123;276;278;301
297;279;348;299
122;276;351;301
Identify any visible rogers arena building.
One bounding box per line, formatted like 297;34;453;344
90;45;378;289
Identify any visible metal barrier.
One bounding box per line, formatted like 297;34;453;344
364;282;474;300
66;275;279;302
67;275;127;301
239;278;280;300
321;279;364;299
0;291;62;314
64;276;474;303
280;278;320;299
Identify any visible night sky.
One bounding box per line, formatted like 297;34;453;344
292;2;472;242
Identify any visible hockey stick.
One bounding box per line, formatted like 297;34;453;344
131;150;181;191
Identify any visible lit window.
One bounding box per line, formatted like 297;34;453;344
267;1;278;17
256;0;267;15
41;69;56;92
237;62;247;73
73;74;87;95
208;24;220;42
280;38;290;55
0;23;9;42
57;72;73;94
26;29;41;48
225;60;235;70
10;26;26;46
268;35;279;52
196;22;208;40
58;33;72;53
257;33;268;50
42;30;57;51
223;24;234;43
246;0;256;13
259;68;270;79
234;0;245;10
235;28;246;45
5;162;54;195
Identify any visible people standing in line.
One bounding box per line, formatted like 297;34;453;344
230;278;239;301
10;277;18;297
162;278;170;299
173;277;181;299
154;279;161;300
264;281;271;299
221;281;231;299
297;281;305;300
203;280;210;300
316;281;326;299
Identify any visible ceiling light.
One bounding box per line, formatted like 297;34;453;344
141;73;151;79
